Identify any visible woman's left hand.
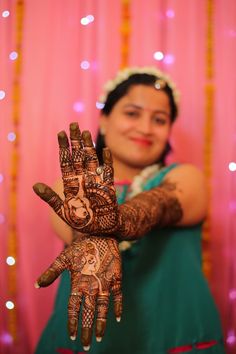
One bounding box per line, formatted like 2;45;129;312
35;235;122;349
33;122;119;235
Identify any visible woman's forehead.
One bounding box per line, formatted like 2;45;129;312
118;85;171;109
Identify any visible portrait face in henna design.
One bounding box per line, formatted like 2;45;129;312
81;241;101;275
64;196;93;228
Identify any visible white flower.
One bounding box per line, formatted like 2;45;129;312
99;66;180;107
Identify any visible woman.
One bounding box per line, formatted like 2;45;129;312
33;67;225;354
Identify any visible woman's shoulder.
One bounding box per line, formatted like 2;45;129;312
164;163;205;183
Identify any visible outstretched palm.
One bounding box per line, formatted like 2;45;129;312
33;123;122;350
33;123;118;235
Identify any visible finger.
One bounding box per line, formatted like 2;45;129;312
112;280;122;322
69;122;84;175
35;249;70;288
82;130;99;173
33;183;64;217
102;148;114;185
35;260;65;288
81;294;96;351
67;292;83;340
58;130;74;179
95;293;109;342
35;268;59;288
103;148;113;166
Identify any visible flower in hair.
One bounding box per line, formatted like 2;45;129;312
99;66;180;106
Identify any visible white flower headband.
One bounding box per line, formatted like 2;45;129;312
99;66;180;106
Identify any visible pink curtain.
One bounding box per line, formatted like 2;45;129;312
1;1;235;353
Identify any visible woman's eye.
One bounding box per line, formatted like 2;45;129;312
153;117;167;125
125;111;139;118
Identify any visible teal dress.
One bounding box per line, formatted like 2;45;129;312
35;164;225;354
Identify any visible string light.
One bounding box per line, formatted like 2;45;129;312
227;330;236;345
9;51;18;60
2;10;10;18
7;132;16;142
0;214;5;224
73;101;84;112
6;301;15;310
163;54;175;65
6;257;16;266
80;15;94;26
153;51;164;61
0;332;13;344
80;60;90;70
229;201;236;212
229;289;236;300
0;173;3;183
228;162;236;172
166;9;175;18
0;90;6;100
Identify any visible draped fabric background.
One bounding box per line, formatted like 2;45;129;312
0;1;235;353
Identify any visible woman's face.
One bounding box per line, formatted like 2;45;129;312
100;84;172;170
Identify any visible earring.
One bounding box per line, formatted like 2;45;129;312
100;127;106;135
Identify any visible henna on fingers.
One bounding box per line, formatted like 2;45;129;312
35;236;122;350
33;122;119;235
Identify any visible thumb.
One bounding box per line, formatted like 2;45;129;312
33;182;63;214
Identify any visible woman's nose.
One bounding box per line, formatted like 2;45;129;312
137;116;152;134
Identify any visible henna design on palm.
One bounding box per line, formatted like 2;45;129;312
36;236;122;349
33;122;119;235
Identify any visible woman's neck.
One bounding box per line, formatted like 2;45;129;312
113;160;143;182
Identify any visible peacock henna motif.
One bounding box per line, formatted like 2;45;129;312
36;236;122;349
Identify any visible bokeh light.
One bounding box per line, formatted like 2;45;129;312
81;15;94;25
153;51;164;61
163;54;175;64
0;214;5;224
166;9;175;18
73;101;84;113
6;257;16;266
9;51;18;60
229;162;236;172
2;10;10;18
0;90;6;100
6;301;15;310
7;132;16;142
80;60;90;70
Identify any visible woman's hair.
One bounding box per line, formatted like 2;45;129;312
96;72;178;166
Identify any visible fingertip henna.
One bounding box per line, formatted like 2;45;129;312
70;122;82;142
33;183;55;202
103;148;113;165
81;327;93;349
82;130;94;147
58;131;69;148
95;319;106;340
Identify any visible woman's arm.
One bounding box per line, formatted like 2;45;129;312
117;164;207;240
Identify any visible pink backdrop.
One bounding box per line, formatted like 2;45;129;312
0;1;236;353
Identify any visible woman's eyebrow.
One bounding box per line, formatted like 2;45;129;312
123;103;170;115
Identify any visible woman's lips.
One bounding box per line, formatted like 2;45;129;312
130;137;152;146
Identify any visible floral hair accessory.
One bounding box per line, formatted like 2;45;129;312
99;66;180;106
